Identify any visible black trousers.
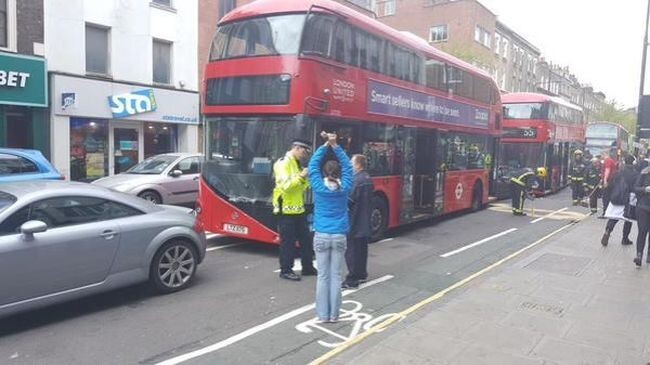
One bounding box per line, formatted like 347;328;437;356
602;185;611;215
278;214;314;274
636;208;650;257
605;218;632;240
588;188;599;212
345;236;369;282
511;185;525;213
571;182;584;202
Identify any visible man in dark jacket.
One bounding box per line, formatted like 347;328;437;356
601;154;638;246
634;165;650;266
342;154;374;289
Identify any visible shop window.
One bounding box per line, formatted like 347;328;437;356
153;39;172;84
144;123;177;158
85;24;110;75
70;119;108;182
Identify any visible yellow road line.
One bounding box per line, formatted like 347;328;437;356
309;217;586;365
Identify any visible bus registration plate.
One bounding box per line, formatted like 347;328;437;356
223;223;248;235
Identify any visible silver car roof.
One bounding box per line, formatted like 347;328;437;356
0;181;161;212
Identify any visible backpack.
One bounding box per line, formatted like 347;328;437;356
610;172;630;206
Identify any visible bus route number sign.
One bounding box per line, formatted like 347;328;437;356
503;128;537;139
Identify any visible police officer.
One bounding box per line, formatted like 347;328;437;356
569;149;586;206
510;167;541;216
273;139;318;281
584;157;601;214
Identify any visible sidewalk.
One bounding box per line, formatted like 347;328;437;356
328;216;650;365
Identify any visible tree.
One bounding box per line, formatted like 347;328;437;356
594;100;636;135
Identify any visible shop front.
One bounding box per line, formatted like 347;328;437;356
51;74;199;181
0;52;48;153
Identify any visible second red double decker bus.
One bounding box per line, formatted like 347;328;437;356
496;92;586;197
199;0;502;243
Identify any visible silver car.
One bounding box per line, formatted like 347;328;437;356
0;181;207;318
92;153;203;205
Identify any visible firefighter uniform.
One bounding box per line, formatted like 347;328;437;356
569;150;586;205
584;160;601;214
510;168;538;216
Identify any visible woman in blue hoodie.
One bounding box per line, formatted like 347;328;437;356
308;132;354;323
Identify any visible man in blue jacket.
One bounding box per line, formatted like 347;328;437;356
308;132;353;323
343;154;374;289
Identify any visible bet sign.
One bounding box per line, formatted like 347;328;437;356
108;89;157;119
0;71;30;88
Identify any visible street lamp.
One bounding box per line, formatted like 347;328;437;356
636;0;650;142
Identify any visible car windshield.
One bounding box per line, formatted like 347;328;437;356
126;155;177;174
0;191;16;213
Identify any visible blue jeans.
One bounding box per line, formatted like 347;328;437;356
314;232;347;320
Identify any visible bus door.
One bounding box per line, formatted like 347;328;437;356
414;129;437;216
397;127;417;223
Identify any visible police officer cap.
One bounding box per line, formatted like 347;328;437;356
291;139;311;151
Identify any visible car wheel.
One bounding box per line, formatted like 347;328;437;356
471;182;483;212
138;190;162;205
370;195;388;242
150;240;198;293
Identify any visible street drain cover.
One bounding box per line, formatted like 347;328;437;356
524;253;591;276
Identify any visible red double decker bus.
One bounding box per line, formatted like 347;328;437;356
497;92;585;197
199;0;502;244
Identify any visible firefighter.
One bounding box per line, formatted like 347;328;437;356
569;149;587;205
272;139;318;281
510;167;541;216
584;157;602;214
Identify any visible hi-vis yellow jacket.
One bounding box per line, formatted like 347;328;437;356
272;153;310;215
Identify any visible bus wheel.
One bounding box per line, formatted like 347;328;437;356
370;196;388;242
471;183;484;212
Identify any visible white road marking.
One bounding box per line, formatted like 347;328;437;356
376;238;394;244
206;242;245;252
273;259;317;273
154;275;395;365
440;228;518;258
530;207;569;224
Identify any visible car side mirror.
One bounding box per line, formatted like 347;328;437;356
170;170;183;178
21;220;48;236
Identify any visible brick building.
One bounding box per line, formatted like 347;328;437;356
493;21;540;93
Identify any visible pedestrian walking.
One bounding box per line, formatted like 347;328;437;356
633;165;650;267
509;167;541;216
601;155;638;246
273;139;318;281
637;151;649;173
584;157;601;214
600;149;618;218
342;154;374;289
569;150;586;206
308;132;353;323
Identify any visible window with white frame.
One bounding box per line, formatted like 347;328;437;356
85;24;110;75
502;39;509;59
474;26;491;48
429;25;448;43
376;0;396;17
0;0;16;51
494;33;501;54
153;39;172;84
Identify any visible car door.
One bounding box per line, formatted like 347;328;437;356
0;196;121;306
162;156;201;205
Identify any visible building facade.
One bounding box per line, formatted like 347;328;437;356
45;0;199;181
0;0;49;154
493;21;540;93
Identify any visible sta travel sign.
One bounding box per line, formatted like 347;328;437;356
108;89;157;119
0;53;48;107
